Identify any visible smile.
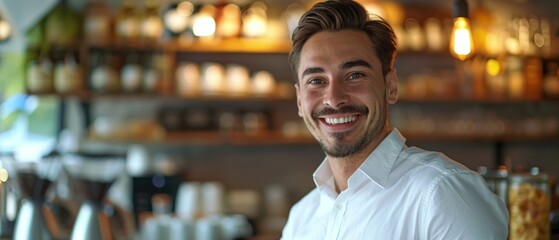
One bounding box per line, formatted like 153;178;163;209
324;115;358;125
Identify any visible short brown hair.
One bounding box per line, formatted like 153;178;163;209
289;0;397;82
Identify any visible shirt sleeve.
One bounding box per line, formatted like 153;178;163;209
421;172;509;240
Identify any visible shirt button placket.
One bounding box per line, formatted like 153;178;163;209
329;202;347;240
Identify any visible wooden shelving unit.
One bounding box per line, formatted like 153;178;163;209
24;36;559;156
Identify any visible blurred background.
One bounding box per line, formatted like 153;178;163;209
0;0;558;239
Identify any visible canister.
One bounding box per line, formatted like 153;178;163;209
508;171;550;240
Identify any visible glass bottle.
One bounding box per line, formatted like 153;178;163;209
121;52;143;93
83;0;112;45
140;0;164;41
90;51;120;92
54;53;81;94
27;57;53;93
242;2;268;38
508;170;550;240
142;53;161;93
114;0;141;41
215;3;241;38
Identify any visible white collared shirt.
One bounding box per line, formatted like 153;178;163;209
281;129;509;240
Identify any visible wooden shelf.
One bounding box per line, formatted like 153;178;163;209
85;130;315;147
26;91;295;103
84;130;559;148
403;132;559;142
397;96;559;104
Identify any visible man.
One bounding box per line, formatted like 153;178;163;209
281;0;509;239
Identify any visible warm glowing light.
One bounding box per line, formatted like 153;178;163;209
0;20;12;41
141;16;164;38
0;168;8;182
449;17;474;61
163;1;194;34
486;59;500;76
242;3;268;38
177;1;194;16
192;15;216;37
164;9;189;33
243;14;267;37
216;3;241;38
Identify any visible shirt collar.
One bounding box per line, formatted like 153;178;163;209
313;158;337;198
312;128;407;193
359;128;406;188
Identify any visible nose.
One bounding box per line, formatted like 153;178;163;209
323;81;349;108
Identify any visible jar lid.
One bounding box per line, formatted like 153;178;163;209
509;172;548;183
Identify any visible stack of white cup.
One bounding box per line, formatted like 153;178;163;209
140;181;252;240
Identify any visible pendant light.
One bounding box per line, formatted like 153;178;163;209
449;0;474;61
0;14;12;42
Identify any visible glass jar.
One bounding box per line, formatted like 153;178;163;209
83;1;112;45
27;59;53;93
54;54;81;94
114;0;141;41
508;171;550;240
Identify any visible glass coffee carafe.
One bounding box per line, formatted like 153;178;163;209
63;152;133;240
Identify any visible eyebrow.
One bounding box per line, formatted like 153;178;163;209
301;60;373;79
301;67;324;79
340;60;372;70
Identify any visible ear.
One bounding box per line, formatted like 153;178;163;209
294;83;303;117
385;70;398;104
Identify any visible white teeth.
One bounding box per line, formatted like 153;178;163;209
325;116;357;125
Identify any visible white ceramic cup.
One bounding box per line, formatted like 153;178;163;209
169;218;196;240
252;70;276;96
196;216;223;240
225;64;250;96
141;217;163;240
176;62;201;96
201;182;225;216
201;62;225;96
175;182;202;219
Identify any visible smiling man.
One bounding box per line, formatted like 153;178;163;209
281;1;509;239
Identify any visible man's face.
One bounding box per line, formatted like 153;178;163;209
295;30;397;158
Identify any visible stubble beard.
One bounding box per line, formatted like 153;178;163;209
306;104;388;158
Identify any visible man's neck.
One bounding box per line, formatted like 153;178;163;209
328;129;390;193
328;152;369;193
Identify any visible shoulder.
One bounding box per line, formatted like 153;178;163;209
399;148;509;239
281;188;321;238
389;146;477;190
402;146;472;175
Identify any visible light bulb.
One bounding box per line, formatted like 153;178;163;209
449;17;474;61
0;19;12;41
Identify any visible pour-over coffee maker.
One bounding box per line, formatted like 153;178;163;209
63;153;133;240
3;155;64;240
